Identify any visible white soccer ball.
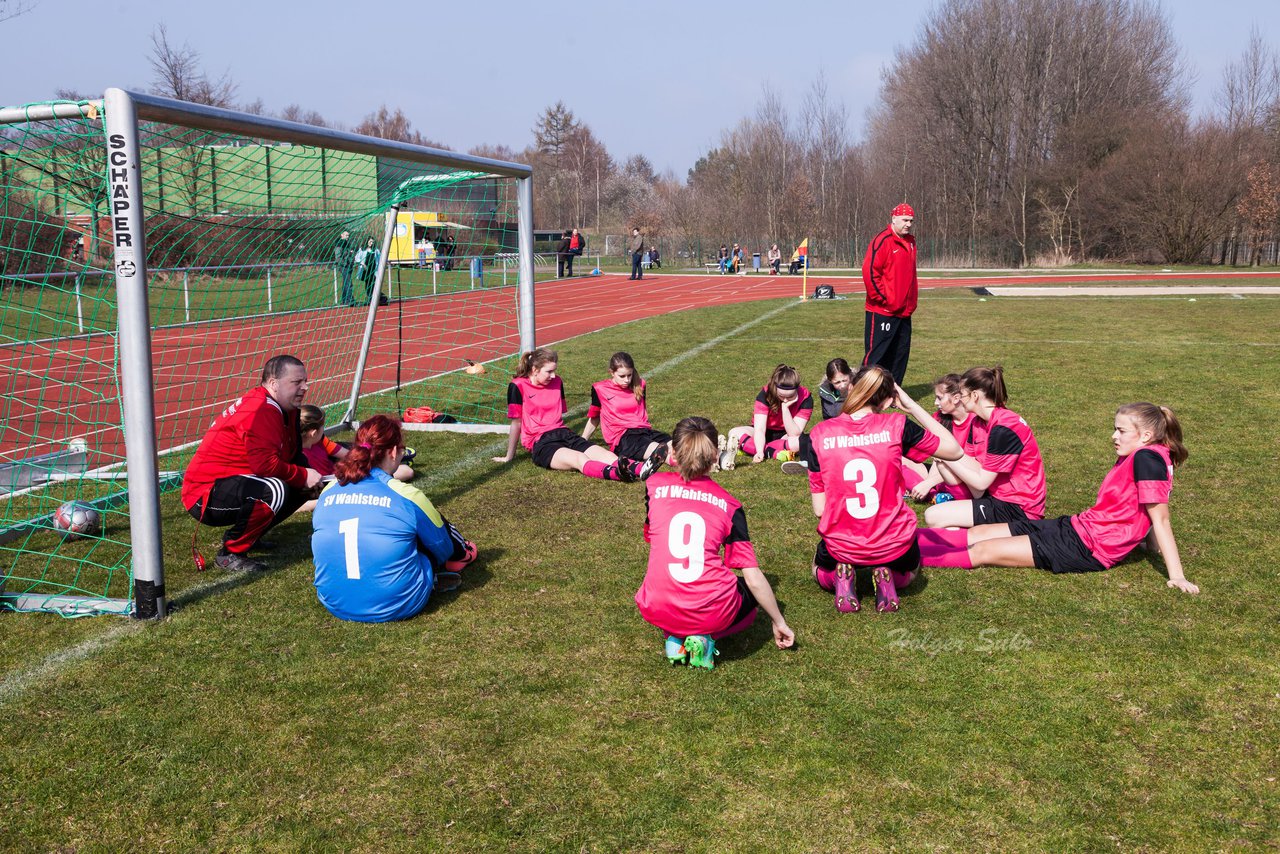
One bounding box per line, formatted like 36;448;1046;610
52;501;102;540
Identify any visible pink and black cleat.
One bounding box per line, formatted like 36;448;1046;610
872;566;900;613
835;563;860;613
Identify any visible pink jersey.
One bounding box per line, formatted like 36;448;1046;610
506;376;568;450
977;407;1047;520
754;385;814;435
588;379;652;450
1071;445;1173;568
635;472;758;638
803;411;940;565
938;410;985;455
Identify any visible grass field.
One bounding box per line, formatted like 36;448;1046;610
2;287;1278;851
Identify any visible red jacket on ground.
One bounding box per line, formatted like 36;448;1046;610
862;224;918;317
181;386;308;510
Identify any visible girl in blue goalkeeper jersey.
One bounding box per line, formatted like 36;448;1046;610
311;415;476;622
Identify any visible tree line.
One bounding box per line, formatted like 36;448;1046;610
21;4;1280;267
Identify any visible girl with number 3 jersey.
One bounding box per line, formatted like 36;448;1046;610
798;366;964;613
634;417;795;669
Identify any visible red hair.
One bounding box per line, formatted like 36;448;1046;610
333;415;403;485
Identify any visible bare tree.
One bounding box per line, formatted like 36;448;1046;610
149;24;237;107
353;106;448;148
0;0;36;24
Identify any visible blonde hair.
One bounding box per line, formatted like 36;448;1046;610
670;416;718;482
842;365;895;415
1117;402;1188;468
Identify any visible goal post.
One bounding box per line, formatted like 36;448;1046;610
0;89;536;619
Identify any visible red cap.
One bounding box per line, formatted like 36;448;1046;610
892;203;915;218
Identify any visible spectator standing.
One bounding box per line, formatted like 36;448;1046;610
629;227;645;280
861;203;919;386
556;229;571;278
334;230;356;305
182;355;323;572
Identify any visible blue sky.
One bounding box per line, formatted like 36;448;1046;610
4;0;1276;176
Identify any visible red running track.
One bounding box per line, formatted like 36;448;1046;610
2;270;1274;468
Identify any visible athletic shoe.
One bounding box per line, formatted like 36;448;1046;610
433;571;463;593
613;462;636;483
933;492;954;505
684;634;717;670
719;435;738;471
835;563;859;613
780;460;809;476
215;551;268;573
665;635;688;666
638;449;665;481
872;566;900;613
444;540;478;572
400;447;417;464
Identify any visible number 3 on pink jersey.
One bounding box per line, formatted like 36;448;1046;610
843;459;881;520
667;511;707;582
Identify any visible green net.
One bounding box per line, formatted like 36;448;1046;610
1;97;528;616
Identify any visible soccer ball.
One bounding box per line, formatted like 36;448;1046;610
52;501;102;540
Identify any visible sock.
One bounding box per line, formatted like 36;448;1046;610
918;528;973;568
582;460;612;480
813;566;836;592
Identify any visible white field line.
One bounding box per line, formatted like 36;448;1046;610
740;336;1280;348
0;298;800;702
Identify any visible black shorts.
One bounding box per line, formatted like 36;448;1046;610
1008;516;1107;574
813;535;921;573
731;575;759;624
531;427;596;469
614;427;671;461
971;496;1030;526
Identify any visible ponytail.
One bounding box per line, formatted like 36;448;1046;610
671;416;718;482
609;351;645;403
516;348;558;378
333;414;403;485
842;365;895;415
1117;402;1189;468
961;365;1008;408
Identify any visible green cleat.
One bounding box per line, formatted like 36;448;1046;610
684;634;717;670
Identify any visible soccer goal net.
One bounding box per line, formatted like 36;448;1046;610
0;90;535;618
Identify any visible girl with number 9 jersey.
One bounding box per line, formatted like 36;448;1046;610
635;417;794;664
799;366;964;613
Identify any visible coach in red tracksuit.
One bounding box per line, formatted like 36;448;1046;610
181;355;322;572
861;202;918;386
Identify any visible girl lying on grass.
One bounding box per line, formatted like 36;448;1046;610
919;403;1198;593
493;348;661;482
635;416;795;669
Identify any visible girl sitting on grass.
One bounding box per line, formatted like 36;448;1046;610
901;373;980;503
298;404;415;512
311;415;477;623
799;366;964;613
493;348;661;482
635;416;795;669
922;366;1046;529
726;364;813;464
582;351;671;466
816;357;853;421
919;403;1198;592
